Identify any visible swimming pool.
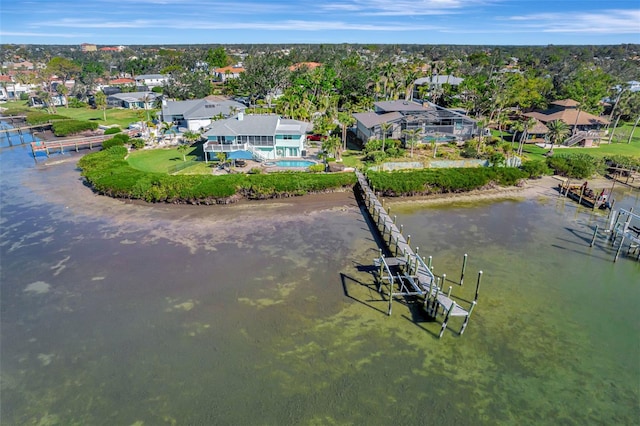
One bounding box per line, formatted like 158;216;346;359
268;160;316;168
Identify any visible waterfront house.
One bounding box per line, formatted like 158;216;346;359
202;113;310;162
523;99;610;147
160;98;247;132
353;100;477;144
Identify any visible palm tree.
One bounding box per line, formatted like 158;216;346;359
403;128;422;158
337;111;355;152
517;118;536;156
628;115;639;145
94;91;107;121
546;119;569;154
183;129;200;142
511;120;524;149
322;135;342;161
177;144;190;162
379;121;393;153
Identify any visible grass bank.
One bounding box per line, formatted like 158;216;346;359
1;100;150;129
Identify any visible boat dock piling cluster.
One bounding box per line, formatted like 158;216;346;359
356;170;483;338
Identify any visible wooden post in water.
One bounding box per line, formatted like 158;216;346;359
428;256;432;270
442;273;447;288
589;225;599;247
614;235;625;262
393;215;397;225
407;234;411;246
460;253;468;286
474;271;483;302
400;224;404;236
578;185;585;206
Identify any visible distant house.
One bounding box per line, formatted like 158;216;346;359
160;98;247;131
80;43;97;52
202;113;310;161
413;75;464;100
289;62;322;71
213;66;245;82
0;75;33;100
134;74;169;89
523;99;610;147
108;78;136;86
107;91;157;109
353;100;477;144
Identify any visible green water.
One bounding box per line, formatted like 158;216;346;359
1;149;639;425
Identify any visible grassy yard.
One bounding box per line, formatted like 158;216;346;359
128;146;201;173
1;100;157;129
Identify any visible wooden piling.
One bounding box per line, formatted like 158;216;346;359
614;235;625;262
589;225;599;247
460;253;468;286
474;271;483;302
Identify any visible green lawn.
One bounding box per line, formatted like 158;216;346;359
128;146;201;173
2;100;157;128
521;123;639;162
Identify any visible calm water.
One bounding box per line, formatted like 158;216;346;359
1;144;639;425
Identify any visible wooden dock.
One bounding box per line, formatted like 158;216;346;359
355;171;483;338
30;130;139;158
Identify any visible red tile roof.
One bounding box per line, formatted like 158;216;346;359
109;78;135;85
0;75;12;82
289;62;322;71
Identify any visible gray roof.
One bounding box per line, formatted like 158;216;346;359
107;91;157;102
135;74;168;80
353;111;403;129
374;100;434;113
162;99;246;120
414;75;464;86
203;114;310;137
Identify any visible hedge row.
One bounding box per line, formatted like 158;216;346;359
78;147;357;203
366;167;528;197
52;120;99;137
25;111;70;125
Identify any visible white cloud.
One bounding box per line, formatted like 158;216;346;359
503;9;640;34
42;18;443;32
322;0;493;16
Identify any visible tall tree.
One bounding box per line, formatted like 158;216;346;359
94;91;107;121
546;119;569;154
403;128;422;158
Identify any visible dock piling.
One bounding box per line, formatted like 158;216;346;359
589;225;599;247
460;253;468;286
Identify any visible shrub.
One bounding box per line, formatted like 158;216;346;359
25;111;69;125
67;98;87;108
308;164;325;173
104;127;122;135
521;160;551;178
547;153;602;179
110;133;131;144
102;138;125;150
130;138;145;149
52;120;98;136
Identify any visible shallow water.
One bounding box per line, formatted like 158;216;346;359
1;145;639;425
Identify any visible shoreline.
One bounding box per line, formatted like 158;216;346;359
36;155;621;209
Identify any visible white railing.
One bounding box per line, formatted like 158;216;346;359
203;142;248;152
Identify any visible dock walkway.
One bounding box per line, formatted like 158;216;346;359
355;171;482;338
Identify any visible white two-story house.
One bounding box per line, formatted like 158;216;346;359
202;113;310;162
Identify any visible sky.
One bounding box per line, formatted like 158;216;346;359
1;0;639;46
